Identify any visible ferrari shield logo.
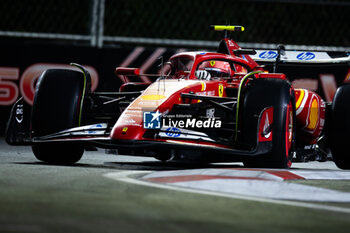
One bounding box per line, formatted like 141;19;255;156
218;84;224;97
122;127;128;134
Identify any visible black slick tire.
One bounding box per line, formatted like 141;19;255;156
31;69;88;164
241;78;295;168
330;83;350;169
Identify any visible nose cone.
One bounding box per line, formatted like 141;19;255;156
111;124;145;140
110;79;200;141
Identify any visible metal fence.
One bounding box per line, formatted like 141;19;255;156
0;0;349;50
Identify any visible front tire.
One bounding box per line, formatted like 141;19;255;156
241;78;295;168
31;69;90;164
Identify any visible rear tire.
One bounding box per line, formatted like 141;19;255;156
330;83;350;169
31;69;89;164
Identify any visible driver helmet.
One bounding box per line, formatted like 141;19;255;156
199;60;231;78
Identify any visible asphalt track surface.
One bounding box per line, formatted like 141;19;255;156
1;138;350;233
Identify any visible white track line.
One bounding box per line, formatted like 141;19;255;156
103;171;350;214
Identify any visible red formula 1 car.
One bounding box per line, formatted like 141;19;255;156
6;25;350;169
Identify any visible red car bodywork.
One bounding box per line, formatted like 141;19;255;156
113;40;324;148
7;25;338;168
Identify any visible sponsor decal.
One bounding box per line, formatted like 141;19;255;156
15;104;24;123
259;51;278;59
259;107;273;142
124;119;136;124
158;127;215;142
296;52;315;61
218;84;224;97
143;110;162;129
210;60;216;66
56;123;107;136
142;111;222;129
165;127;181;137
141;94;166;100
162;116;221;128
88;124;103;134
122;127;128;134
196;90;215;96
263;113;272;139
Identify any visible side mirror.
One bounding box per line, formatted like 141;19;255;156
115;67;140;76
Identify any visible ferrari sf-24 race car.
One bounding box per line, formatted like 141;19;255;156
6;25;350;169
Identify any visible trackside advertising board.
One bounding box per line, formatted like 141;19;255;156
0;40;349;135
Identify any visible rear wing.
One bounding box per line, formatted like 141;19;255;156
251;50;350;64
